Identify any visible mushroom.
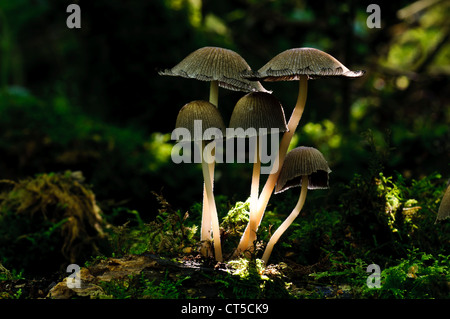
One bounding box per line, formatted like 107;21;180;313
261;146;331;264
159;46;269;105
436;180;450;223
175;100;226;261
160;47;269;253
236;47;364;254
228;92;288;255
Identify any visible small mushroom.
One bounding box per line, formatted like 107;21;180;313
175;100;225;261
436;180;450;223
228;92;288;254
261;146;331;265
237;47;364;254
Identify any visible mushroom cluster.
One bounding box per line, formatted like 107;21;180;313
160;46;365;264
160;47;268;261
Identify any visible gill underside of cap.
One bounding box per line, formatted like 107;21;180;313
276;171;330;192
248;67;365;81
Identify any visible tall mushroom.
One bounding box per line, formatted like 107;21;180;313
175;100;226;261
261;146;331;264
236;47;364;254
228;92;288;255
160;47;268;255
159;47;269;105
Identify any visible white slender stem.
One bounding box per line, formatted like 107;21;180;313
200;142;216;253
200;163;213;256
200;140;222;262
247;139;261;254
262;176;308;264
200;81;219;257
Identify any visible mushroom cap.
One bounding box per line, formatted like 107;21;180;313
436;184;450;221
159;46;269;93
243;47;365;81
175;100;226;141
275;146;331;193
228;92;288;138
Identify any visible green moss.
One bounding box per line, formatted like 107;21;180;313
308;249;450;299
374;250;450;299
198;258;293;299
220;199;250;235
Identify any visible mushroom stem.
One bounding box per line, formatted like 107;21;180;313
239;139;261;256
200;161;214;256
262;176;308;264
235;75;308;254
210;80;219;107
200;81;219;256
200;140;223;262
247;139;261;254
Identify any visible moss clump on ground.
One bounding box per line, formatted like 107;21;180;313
0;171;109;276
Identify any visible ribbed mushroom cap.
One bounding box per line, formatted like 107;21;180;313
436;184;450;221
159;47;269;93
244;47;365;81
275;146;331;193
175;100;226;141
228;92;288;138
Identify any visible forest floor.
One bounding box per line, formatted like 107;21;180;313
0;253;354;299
